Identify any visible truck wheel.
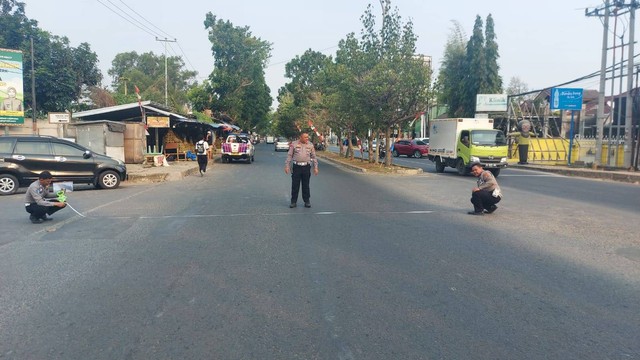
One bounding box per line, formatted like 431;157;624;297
0;174;19;195
488;168;501;177
97;170;120;189
456;159;468;176
247;156;252;164
435;159;445;173
413;150;421;158
392;149;399;157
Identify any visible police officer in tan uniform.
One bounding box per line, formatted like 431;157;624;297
284;133;319;208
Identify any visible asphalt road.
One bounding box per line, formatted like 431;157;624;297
0;143;639;359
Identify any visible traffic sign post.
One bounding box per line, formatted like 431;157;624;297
551;88;584;165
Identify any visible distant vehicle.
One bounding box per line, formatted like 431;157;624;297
221;133;255;163
427;118;507;176
416;137;429;145
274;137;290;152
362;139;378;152
0;135;127;195
265;136;275;144
392;139;429;158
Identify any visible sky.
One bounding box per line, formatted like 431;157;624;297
22;0;616;107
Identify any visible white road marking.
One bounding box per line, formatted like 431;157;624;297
500;174;564;177
128;210;435;219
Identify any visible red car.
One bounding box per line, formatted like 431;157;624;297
392;139;429;158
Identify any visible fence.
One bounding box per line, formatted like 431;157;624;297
508;138;628;167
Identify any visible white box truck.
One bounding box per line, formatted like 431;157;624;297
427;118;508;177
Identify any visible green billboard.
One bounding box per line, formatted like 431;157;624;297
0;48;25;125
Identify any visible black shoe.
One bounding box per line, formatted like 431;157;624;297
467;211;484;216
304;203;311;208
30;215;43;224
485;205;498;214
40;215;53;221
289;203;297;208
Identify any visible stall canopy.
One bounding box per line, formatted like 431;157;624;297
73;101;226;151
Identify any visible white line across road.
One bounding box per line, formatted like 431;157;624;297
499;174;564;177
131;210;436;219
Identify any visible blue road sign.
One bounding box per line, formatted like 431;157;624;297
550;88;583;110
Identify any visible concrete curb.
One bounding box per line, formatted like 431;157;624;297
317;154;423;175
514;164;640;184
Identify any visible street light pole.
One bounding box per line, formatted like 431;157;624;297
155;37;177;106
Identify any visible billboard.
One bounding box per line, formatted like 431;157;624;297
0;48;25;125
476;94;508;112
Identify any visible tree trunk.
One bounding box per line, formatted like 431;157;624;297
385;126;392;166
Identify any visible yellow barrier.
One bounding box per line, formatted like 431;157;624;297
508;138;627;166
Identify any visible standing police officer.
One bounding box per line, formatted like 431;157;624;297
284;133;319;208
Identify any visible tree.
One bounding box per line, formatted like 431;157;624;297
0;0;102;114
436;20;467;117
277;50;333;145
200;13;272;131
354;1;431;165
460;15;486;117
484;14;502;94
108;51;197;110
437;14;503;117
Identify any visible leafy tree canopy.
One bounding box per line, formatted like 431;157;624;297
195;13;272;132
108;51;197;111
0;0;102;114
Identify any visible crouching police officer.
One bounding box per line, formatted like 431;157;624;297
284;133;319;208
25;171;67;224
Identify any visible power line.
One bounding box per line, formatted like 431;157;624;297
176;41;198;75
95;0;160;38
104;0;166;38
117;0;175;39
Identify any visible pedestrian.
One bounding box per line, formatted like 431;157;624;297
195;134;209;176
284;133;319;208
509;120;536;164
468;162;502;216
25;171;67;224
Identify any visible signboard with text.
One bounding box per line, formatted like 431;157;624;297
550;88;583;110
146;116;170;128
0;48;25;125
475;94;508;112
48;112;71;124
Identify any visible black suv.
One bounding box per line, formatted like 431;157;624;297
0;135;127;195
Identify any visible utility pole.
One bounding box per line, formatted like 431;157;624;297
624;3;637;168
155;37;176;106
587;0;639;168
120;76;130;96
586;1;611;168
30;37;37;135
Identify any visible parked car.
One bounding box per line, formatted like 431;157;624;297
221;133;255;163
0;135;127;195
274;137;290;152
392;139;429;158
416;137;429;145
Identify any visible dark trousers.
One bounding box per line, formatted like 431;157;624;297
25;202;64;219
470;190;501;212
197;154;208;172
291;164;311;203
518;144;529;164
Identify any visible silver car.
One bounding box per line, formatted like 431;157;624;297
274;137;290;152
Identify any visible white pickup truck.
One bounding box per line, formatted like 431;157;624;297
221;133;255;164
